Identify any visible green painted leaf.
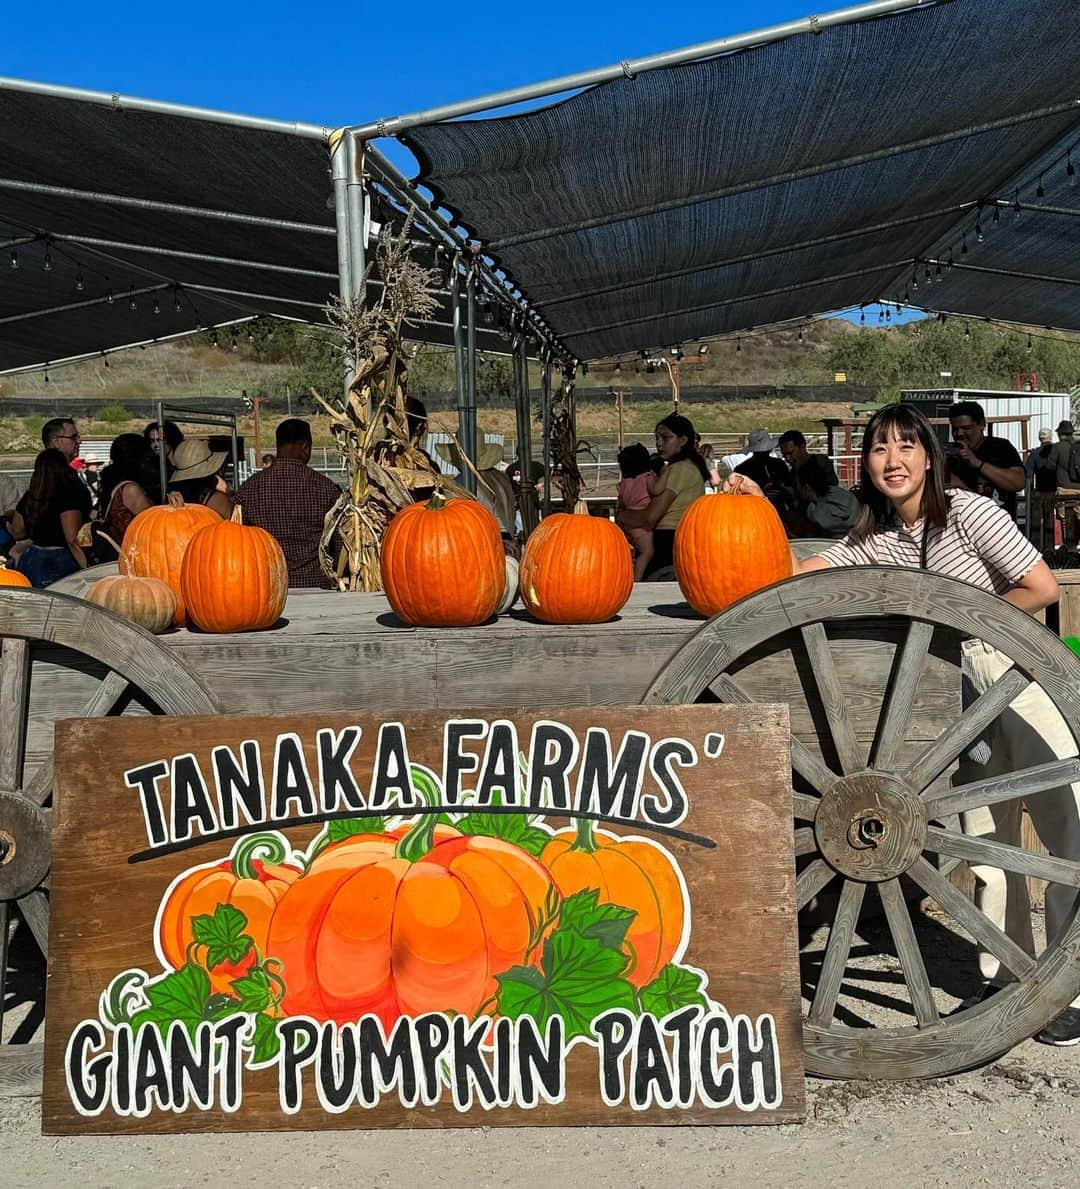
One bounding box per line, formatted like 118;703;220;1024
190;902;253;969
247;1013;281;1065
456;811;550;857
204;992;242;1021
557;888;636;951
639;965;708;1018
326;817;386;842
230;967;274;1014
131;963;211;1038
496;930;637;1042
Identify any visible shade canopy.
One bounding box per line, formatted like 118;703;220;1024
0;82;511;373
403;0;1080;361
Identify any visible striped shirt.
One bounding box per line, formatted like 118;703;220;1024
820;490;1041;595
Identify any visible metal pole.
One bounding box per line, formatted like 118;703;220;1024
515;332;537;536
156;399;167;504
349;0;942;139
541;352;552;517
345;131;367;300
451;256;471;490
330;131;354;401
463;266;479;494
0;75;330;139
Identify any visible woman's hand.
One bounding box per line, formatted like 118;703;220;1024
724;473;765;497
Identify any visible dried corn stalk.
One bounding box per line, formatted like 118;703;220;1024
315;214;470;590
549;376;592;511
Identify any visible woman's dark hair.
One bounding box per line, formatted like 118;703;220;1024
854;404;949;539
22;448;73;530
100;433;160;511
655;413;710;482
617;442;651;479
143;420;184;452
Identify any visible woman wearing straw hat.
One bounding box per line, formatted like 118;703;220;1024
167;439;233;519
435;439;516;537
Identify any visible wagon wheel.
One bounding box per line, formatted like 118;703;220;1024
644;566;1080;1080
0;589;218;1057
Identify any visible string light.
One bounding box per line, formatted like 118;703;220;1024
934;262;943;283
128;288;137;311
1027;333;1033;353
797;329;803;342
992;205;1000;225
736;338;742;353
43;247;52;271
74;272;84;292
174;290;183;313
231;334;238;351
101;351;110;369
975;218;984;243
961;232;968;256
860;308;865;325
9;248;16;270
964;325;971;341
152;296;160;315
1013;194;1022;223
924;264;932;285
43;368;49;384
106;288;114;304
885;307;892;322
1036;174;1045;201
1068;151;1077;188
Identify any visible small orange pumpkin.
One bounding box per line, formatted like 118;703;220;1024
0;558;31;588
265;814;553;1030
674;493;792;617
179;506;287;633
86;574;177;633
519;508;633;624
157;834;301;993
540;820;686;986
380;490;505;627
119;493;221;626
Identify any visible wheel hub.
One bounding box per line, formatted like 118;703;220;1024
814;770;927;882
0;792;51;901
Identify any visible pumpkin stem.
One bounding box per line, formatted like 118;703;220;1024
166;492;186;509
231;832;288;879
394;764;445;863
425;488;448;512
570;816;600;853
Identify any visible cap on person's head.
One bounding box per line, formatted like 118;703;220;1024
170;439;227;481
746;428;778;453
1057;420;1075;436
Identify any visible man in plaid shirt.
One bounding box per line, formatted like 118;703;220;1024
236;419;341;588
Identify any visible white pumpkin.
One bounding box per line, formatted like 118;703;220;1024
497;554;519;615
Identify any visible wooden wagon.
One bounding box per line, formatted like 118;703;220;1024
3;552;1080;1091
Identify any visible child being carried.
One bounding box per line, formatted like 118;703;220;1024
616;442;669;581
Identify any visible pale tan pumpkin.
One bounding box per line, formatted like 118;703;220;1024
86;575;177;634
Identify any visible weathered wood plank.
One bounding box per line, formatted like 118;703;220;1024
877;878;939;1027
0;638;29;791
798;623;861;774
808;878;864;1027
924;825;1080;888
871;620;935;769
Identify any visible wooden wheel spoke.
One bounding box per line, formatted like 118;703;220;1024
903;667;1028;794
16;889;48;955
793;793;820;822
796;859;837;910
711;672;839;796
907;857;1036;979
877;878;939;1026
871;620;934;771
800;624;861;775
0;639;30;793
924;825;1080;888
793;827;818;857
925;757;1080;819
808;879;865;1027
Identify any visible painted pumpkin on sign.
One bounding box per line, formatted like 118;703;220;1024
179;506;288;633
265;816;553;1030
540;819;686;986
673;493;791;617
119;493;220;626
156;834;301;994
519;509;633;624
380;491;505;627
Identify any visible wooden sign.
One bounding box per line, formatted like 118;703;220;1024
43;704;804;1133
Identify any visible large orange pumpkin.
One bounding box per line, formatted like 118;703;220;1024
265;817;553;1030
119;493;220;626
519;508;633;624
673;493;792;617
380;490;505;627
157;833;301;993
0;559;31;588
86;574;177;634
540;820;686;987
180;507;287;633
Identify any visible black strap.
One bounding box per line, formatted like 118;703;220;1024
920;519;930;570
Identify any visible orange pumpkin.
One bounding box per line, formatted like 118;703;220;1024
380;490;505;627
86;574;177;634
119;493;220;626
540;820;686;986
179;506;287;633
156;834;301;993
265;816;553;1030
519;508;633;624
673;493;792;617
0;559;31;588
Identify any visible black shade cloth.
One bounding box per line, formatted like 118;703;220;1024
405;0;1080;360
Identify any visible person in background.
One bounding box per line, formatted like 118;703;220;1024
236;418;341;588
10;448;90;585
778;428;810;473
616;413;708;577
143;420;185;472
97;434;159;548
42;417;82;467
616;442;670;580
794;460;860;538
946;401;1025;522
698;441;721;490
261;453;275;469
1048;420;1080;546
734;428;790;512
1026;427;1057;547
167;439;232;518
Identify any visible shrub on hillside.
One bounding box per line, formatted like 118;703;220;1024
98;403;131;424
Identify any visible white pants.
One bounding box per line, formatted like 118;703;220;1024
959;640;1080;1004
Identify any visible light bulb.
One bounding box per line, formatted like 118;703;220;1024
128;288;137;311
9;249;16;269
43;250;52;271
152;297;160;315
106;288;114;304
75;272;84;292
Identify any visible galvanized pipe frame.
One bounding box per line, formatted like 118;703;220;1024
463;267;479;495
